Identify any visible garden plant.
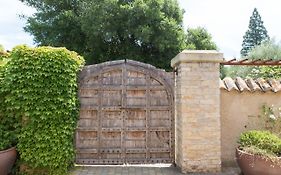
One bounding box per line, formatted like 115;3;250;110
0;45;84;175
236;105;281;175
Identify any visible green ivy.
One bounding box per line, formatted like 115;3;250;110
1;45;84;175
0;50;9;80
0;50;15;151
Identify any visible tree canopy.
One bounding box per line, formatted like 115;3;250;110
20;0;186;70
185;27;217;50
226;39;281;79
240;8;269;57
247;39;281;79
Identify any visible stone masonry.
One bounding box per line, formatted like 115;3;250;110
171;50;224;173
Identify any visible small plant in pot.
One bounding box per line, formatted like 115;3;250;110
236;105;281;175
236;130;281;175
0;124;17;175
236;104;281;175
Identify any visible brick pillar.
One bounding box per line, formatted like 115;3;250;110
171;50;224;173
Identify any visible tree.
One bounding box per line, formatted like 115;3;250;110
247;39;281;79
20;0;186;70
186;27;217;50
226;39;281;79
184;27;226;78
247;39;281;60
241;8;269;57
20;0;88;58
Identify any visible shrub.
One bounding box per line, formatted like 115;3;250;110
0;48;10;79
238;130;281;157
0;47;14;151
0;124;16;150
0;45;84;174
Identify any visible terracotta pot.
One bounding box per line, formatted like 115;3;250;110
236;148;281;175
0;147;17;175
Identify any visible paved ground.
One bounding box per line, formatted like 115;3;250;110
69;165;241;175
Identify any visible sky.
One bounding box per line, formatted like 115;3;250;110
1;0;281;59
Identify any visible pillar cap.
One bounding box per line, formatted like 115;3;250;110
171;50;224;68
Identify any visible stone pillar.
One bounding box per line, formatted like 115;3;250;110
171;50;224;173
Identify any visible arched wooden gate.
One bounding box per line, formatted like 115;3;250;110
76;60;174;164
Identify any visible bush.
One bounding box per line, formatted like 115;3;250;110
0;45;84;174
0;47;14;151
0;124;16;150
238;130;281;157
0;48;10;79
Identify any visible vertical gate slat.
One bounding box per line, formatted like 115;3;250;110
170;72;175;162
97;74;102;162
121;63;126;164
145;73;150;163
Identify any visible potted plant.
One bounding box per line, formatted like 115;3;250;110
236;130;281;175
0;124;17;175
236;104;281;175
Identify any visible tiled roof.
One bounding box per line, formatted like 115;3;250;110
220;77;281;92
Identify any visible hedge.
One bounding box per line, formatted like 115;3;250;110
0;45;84;174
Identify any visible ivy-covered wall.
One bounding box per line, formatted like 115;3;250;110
0;49;9;79
0;45;84;174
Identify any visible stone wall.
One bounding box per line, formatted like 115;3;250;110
171;50;281;173
171;50;223;173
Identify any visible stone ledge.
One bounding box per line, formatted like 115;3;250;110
171;50;224;68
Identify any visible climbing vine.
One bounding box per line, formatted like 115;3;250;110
1;45;84;174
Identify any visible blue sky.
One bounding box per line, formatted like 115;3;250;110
1;0;281;59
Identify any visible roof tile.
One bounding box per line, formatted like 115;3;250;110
246;78;262;92
235;77;251;91
221;77;281;93
268;79;281;92
223;77;239;91
256;78;271;92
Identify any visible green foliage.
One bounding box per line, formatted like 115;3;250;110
224;66;253;79
186;27;217;50
20;0;186;70
220;65;227;79
247;66;281;79
19;0;85;54
0;49;10;79
241;8;269;57
226;39;281;79
0;46;14;151
259;105;281;136
246;39;281;79
238;130;281;157
0;45;9;66
184;27;224;78
0;45;84;175
0;123;16;150
247;39;281;60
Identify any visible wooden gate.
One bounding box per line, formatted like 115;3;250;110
76;60;174;164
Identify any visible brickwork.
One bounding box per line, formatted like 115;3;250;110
171;50;223;173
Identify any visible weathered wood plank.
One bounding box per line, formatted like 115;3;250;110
76;60;174;165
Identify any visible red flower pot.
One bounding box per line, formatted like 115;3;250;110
236;148;281;175
0;147;17;175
